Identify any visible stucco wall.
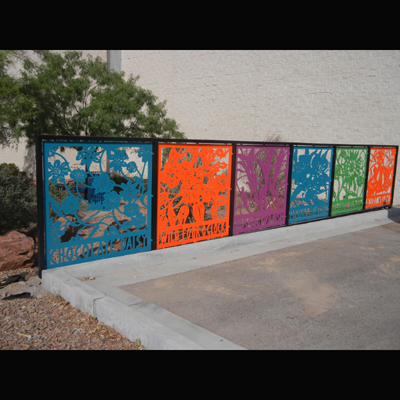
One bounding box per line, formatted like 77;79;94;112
121;50;400;205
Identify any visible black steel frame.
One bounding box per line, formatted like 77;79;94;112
36;135;399;277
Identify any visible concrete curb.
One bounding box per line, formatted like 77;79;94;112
42;207;400;350
43;268;244;350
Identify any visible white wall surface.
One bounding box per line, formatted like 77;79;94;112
121;50;400;205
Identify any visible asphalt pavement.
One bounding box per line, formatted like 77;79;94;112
42;207;400;350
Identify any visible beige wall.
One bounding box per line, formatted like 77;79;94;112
121;50;400;143
121;50;400;204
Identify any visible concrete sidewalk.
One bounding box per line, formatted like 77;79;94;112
42;208;400;350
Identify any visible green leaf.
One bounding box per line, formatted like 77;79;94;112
0;50;186;146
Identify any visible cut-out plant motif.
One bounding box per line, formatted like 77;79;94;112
44;143;152;268
289;147;333;223
233;145;289;233
331;147;367;215
366;147;396;208
157;144;231;248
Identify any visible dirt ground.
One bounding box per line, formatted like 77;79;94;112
0;266;145;350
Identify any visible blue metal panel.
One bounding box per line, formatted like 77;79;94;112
289;146;333;224
43;142;152;268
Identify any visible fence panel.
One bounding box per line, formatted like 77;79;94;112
288;146;334;223
43;141;152;268
233;145;289;234
365;147;397;209
36;135;398;276
331;147;368;216
157;143;232;249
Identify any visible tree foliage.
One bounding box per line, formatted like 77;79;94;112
0;50;185;147
0;163;37;235
0;50;40;146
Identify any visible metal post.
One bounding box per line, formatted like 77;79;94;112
285;144;294;226
390;146;399;208
328;145;337;217
362;146;371;210
228;143;237;236
35;135;45;278
151;141;159;251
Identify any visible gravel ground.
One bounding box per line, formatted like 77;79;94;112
0;266;146;350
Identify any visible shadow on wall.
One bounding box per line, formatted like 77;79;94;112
23;144;36;180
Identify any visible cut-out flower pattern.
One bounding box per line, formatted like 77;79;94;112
124;202;140;216
76;146;101;169
107;149;128;172
138;147;152;164
127;161;138;173
233;146;289;234
102;191;121;211
158;145;231;240
333;148;367;202
92;173;115;194
70;169;87;183
60;196;81;215
120;181;140;202
235;146;288;215
48;159;70;184
291;148;332;208
45;143;151;267
367;148;396;196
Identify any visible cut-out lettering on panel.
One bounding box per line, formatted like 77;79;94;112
157;144;232;249
289;146;333;223
331;147;368;215
43;142;152;268
233;145;289;234
365;147;397;209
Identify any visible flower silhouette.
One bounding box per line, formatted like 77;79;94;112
102;191;121;211
92;173;115;194
127;161;138;173
367;148;395;195
48;160;70;184
70;169;87;183
46;143;152;267
107;149;128;172
76;147;101;169
333;148;367;201
138;148;152;164
159;146;230;232
291;148;332;208
61;196;81;215
120;181;139;202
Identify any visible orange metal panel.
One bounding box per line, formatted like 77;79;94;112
157;144;232;249
365;147;397;209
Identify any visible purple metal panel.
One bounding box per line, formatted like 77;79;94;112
233;145;289;234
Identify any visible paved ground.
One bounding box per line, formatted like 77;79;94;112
123;222;400;349
42;208;400;350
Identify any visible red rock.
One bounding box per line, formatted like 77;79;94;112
0;231;36;271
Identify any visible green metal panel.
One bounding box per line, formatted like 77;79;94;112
331;147;368;216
